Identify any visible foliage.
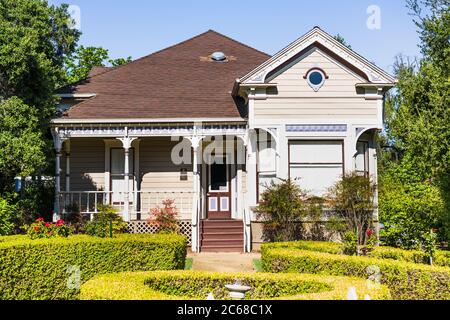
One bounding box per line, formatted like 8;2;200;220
0;197;16;236
25;218;71;239
422;229;438;265
85;205;127;238
80;270;390;301
0;234;187;300
255;179;309;242
380;0;450;241
147;199;180;234
0;97;48;189
333;34;352;49
64;45;132;84
327;172;376;248
261;244;450;300
0;0;79;107
379;161;445;248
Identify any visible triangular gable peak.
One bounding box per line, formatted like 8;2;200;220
239;27;396;85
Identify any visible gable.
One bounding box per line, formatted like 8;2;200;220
239;27;396;86
266;46;365;97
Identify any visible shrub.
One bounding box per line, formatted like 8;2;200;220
0;234;187;300
254;178;309;242
379;164;445;248
25;218;72;239
327;172;376;251
85;204;127;238
147;199;180;234
0;197;16;236
263;240;450;267
80;271;391;300
261;245;450;300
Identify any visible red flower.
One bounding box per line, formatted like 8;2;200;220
367;229;375;238
56;220;65;227
45;222;52;228
37;218;44;222
34;226;40;232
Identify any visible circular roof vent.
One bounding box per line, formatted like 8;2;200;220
211;51;227;61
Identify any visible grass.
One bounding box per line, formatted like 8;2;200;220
184;258;193;270
253;259;263;272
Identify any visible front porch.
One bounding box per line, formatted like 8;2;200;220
51;123;253;253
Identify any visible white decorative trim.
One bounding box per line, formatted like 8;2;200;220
57;93;97;99
239;27;396;85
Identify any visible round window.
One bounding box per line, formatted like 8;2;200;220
306;69;326;91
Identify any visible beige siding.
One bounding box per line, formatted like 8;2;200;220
68;138;105;191
140;138;193;219
254;49;377;120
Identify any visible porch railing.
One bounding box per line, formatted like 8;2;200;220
59;190;195;221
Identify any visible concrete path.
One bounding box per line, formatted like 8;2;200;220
188;252;261;273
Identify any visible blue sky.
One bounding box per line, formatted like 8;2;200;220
50;0;422;73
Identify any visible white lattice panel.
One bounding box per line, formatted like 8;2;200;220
127;220;192;245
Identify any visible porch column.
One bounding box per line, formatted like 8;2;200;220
118;136;137;222
190;137;202;253
52;133;66;222
65;140;71;192
246;129;258;208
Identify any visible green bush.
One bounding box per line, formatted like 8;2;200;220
0;234;187;300
80;271;391;300
0;197;16;236
85;204;127;237
263;241;450;267
261;245;450;300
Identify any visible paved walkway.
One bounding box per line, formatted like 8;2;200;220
188;252;261;273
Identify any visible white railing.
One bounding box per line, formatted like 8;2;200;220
59;190;195;221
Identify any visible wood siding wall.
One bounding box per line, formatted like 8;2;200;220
254;49;377;120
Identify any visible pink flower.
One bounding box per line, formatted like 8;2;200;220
37;218;45;222
56;220;65;227
45;222;52;228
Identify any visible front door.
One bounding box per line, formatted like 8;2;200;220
207;156;231;219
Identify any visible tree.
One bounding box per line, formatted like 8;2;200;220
64;45;132;84
327;172;376;248
255;179;309;242
334;34;352;50
0;0;79;192
0;0;80;121
380;0;450;242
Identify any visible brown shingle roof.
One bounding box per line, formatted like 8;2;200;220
58;30;270;120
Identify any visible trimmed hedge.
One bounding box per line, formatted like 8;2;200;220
261;246;450;300
263;241;450;267
0;234;187;300
80;271;391;300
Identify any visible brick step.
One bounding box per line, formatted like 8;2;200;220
201;245;243;253
201;233;244;241
201;226;243;233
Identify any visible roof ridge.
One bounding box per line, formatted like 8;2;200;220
207;29;271;58
76;30;226;83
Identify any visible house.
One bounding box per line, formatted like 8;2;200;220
52;27;396;252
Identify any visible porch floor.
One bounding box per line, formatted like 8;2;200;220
187;252;260;273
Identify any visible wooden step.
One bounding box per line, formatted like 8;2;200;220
201;245;243;253
200;219;245;252
201;239;243;247
201;232;244;241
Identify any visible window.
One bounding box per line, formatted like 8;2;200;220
289;141;344;196
305;68;327;91
355;141;369;177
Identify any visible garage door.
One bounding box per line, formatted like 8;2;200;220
289;141;344;196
